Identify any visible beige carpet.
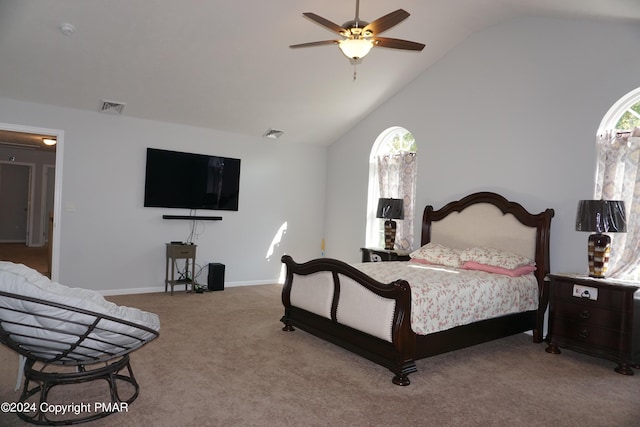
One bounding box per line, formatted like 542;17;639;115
1;284;639;426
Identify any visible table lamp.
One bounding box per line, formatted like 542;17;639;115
376;198;404;250
575;199;627;278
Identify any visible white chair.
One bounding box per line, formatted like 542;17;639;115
0;262;160;425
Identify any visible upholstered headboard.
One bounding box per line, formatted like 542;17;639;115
421;192;554;286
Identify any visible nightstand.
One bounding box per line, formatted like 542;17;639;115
165;243;197;295
360;247;411;263
545;273;640;375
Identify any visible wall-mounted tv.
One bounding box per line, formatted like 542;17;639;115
144;148;241;211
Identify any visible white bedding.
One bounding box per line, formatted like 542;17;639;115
0;261;160;361
354;261;538;335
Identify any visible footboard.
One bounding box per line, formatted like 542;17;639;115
280;255;417;385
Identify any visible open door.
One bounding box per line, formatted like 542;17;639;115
0;162;32;243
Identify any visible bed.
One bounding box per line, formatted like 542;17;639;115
280;192;554;385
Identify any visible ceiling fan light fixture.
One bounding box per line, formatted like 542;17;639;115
338;38;374;61
42;138;57;146
290;0;423;76
263;128;284;139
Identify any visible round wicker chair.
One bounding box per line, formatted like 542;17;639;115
0;262;160;425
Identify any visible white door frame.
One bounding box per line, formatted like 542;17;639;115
41;164;56;246
0;122;64;281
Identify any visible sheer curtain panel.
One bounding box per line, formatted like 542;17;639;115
594;127;640;280
376;152;417;251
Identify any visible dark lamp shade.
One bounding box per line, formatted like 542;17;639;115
376;198;404;220
575;200;627;233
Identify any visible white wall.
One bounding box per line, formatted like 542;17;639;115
0;98;327;293
325;16;640;275
2;16;638;292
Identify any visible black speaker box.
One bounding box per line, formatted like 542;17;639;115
208;263;225;291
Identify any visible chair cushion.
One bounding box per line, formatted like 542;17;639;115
0;261;160;362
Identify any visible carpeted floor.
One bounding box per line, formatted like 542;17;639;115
1;284;639;426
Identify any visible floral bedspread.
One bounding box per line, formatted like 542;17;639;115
353;261;539;335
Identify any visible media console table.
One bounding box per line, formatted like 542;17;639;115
165;243;197;295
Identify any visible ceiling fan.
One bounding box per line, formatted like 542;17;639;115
290;0;425;66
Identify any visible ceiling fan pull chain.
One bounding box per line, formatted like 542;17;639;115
353;64;358;82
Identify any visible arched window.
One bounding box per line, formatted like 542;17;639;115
365;127;417;251
599;87;640;132
595;87;640;280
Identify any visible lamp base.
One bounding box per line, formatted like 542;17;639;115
384;220;397;250
588;233;611;278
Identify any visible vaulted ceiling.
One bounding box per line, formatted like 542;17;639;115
1;0;639;147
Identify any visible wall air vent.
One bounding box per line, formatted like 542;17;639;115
99;99;126;115
263;128;284;139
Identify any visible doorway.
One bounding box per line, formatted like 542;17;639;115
0;123;63;280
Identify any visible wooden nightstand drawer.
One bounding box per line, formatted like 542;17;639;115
550;320;628;353
551;279;625;309
360;248;410;263
167;244;196;258
552;300;630;330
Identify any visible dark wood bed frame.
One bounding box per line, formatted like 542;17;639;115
280;192;554;385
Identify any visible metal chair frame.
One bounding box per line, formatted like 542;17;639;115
0;290;159;425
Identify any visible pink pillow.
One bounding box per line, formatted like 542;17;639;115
460;247;533;270
462;261;536;277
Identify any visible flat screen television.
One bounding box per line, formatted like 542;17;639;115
144;148;241;211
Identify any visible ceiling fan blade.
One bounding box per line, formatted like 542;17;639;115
363;9;410;35
302;12;346;35
373;37;425;51
289;40;339;49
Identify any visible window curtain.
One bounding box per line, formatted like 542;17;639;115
376;151;417;251
594;128;640;280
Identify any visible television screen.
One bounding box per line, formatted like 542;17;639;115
144;148;241;211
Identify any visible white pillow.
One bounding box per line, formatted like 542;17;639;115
409;243;462;268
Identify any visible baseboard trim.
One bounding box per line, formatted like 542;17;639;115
98;280;281;296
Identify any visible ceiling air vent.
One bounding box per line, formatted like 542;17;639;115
99;99;126;115
263;128;284;139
